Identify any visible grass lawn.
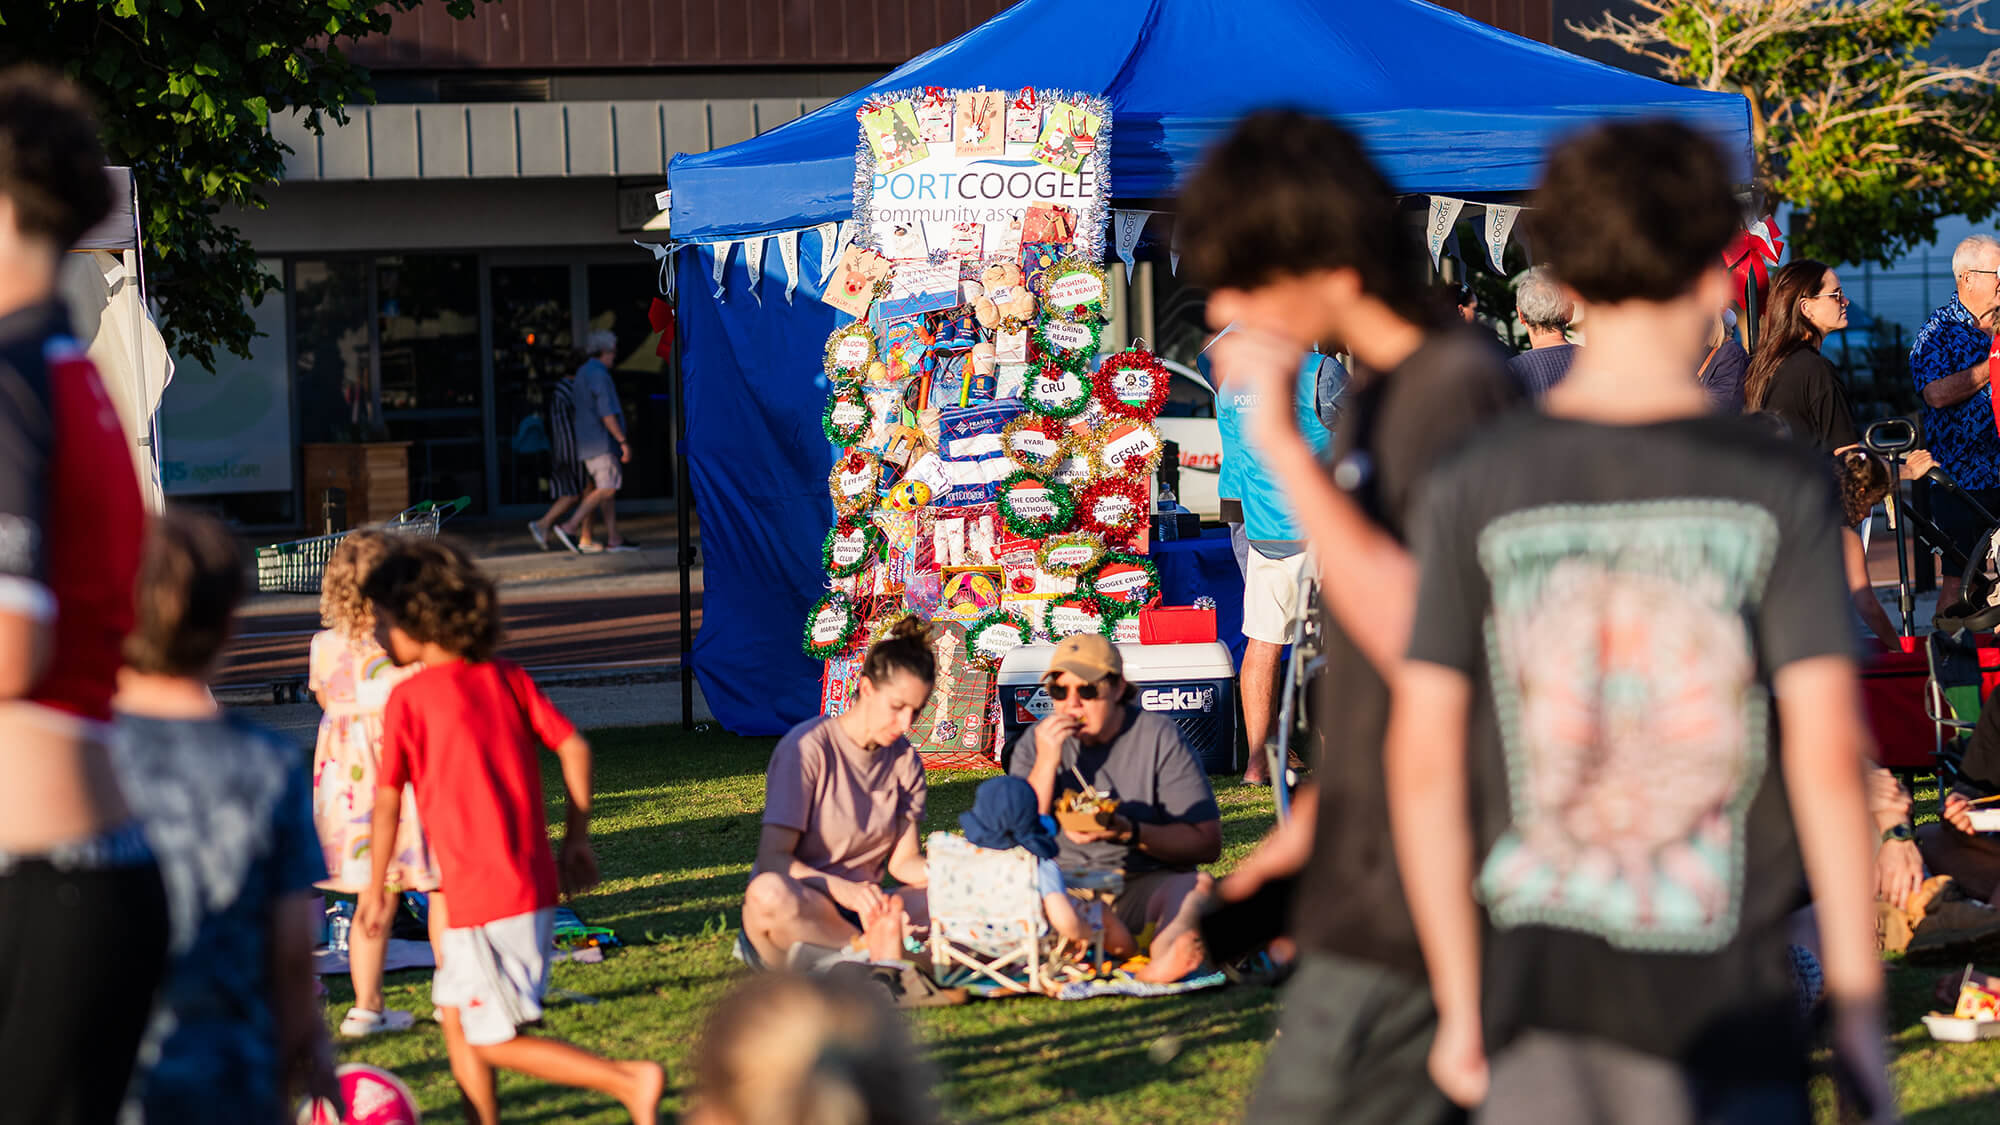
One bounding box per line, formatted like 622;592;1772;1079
324;725;2000;1123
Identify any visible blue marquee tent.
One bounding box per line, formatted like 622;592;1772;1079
665;0;1752;736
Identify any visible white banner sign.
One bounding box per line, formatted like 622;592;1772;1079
162;260;293;496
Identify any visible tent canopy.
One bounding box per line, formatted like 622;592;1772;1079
666;0;1754;736
669;0;1751;241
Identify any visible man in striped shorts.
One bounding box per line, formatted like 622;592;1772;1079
528;355;597;550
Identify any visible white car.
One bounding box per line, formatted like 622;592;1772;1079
1152;357;1223;522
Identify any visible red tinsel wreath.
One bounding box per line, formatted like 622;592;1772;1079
1076;475;1149;539
1093;347;1173;420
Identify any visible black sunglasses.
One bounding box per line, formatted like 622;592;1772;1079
1045;682;1103;701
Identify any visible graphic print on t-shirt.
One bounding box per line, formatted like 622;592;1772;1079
1477;499;1778;953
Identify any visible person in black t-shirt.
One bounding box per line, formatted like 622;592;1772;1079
1389;122;1894;1124
1178;110;1520;1125
1745;259;1863;452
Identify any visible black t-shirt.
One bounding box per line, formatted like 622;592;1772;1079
1292;328;1521;979
1406;410;1853;1079
1761;347;1859;453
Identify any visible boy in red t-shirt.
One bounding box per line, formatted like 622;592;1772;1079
354;539;663;1124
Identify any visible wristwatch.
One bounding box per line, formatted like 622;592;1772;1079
1882;822;1915;844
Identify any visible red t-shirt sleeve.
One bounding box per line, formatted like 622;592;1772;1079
506;661;576;750
377;687;414;790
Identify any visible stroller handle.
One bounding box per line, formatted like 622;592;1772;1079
1865;418;1917;454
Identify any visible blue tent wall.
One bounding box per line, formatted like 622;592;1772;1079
680;235;840;734
670;0;1756;736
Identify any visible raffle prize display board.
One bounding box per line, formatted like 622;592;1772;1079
803;86;1177;768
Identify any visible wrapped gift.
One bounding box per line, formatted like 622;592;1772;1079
823;246;893;319
1022;203;1076;246
917;86;954;143
822;653;859;716
955;90;1005;156
859;100;928;172
948;221;985;260
936;401;1023;507
1022;241;1067;296
1007;86;1042;144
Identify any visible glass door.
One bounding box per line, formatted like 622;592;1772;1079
491;265;575;508
377;254;484;512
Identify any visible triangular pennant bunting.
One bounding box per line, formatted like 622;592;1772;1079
1169;218;1184;277
743;237;767;305
710;240;734;299
1113;210;1151;275
1425;196;1466;271
778;230;802;304
1482;204;1521;272
821;222;852;284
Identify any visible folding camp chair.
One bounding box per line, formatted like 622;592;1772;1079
925;832;1098;996
1922;629;1999;794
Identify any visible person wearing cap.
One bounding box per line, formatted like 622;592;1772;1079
1006;635;1221;970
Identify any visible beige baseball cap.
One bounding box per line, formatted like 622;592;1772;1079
1044;633;1122;684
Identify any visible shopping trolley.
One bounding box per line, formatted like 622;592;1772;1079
253;497;471;595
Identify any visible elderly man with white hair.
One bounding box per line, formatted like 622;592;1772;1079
1911;233;2000;599
552;328;641;553
1505;265;1578;396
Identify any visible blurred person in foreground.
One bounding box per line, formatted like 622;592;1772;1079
1388;120;1894;1123
355;538;663;1123
1505;265;1578;397
0;66;166;1124
111;510;342;1123
1911;233;2000;607
1178;108;1522;1124
687;971;937;1125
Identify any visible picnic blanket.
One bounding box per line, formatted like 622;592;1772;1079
1055;969;1227;1001
314;937;435;976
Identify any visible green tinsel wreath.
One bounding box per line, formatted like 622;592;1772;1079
1031;316;1103;371
1023;360;1093;419
995;469;1075;538
822;381;872;446
801;591;862;659
1043;593;1113;640
1036;531;1108;577
821;518;885;578
1085;551;1161;618
965;609;1034;669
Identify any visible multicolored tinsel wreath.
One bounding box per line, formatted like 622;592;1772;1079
995;469;1075;538
822;381;872;446
1036;531;1107;577
1036;255;1110;323
1023;360;1093;419
802;591;862;659
1089;417;1164;477
1001;412;1075;472
965;609;1033;669
1085;551;1161;617
823;323;877;380
1076;475;1148;539
828;448;882;519
1044;593;1112;640
1094;347;1173;419
1031;316;1102;369
821;518;885;578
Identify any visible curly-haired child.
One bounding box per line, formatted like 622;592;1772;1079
354;537;663;1124
308;530;440;1038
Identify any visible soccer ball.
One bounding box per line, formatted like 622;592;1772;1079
297;1063;420;1125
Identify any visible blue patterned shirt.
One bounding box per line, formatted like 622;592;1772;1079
1911;297;2000;488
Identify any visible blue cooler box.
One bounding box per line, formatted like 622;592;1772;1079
996;641;1239;774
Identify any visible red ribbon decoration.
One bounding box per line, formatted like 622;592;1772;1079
648;297;675;360
1013;86;1038;112
1723;217;1784;300
921;86;951;109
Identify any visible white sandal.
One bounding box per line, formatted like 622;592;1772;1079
338;1007;416;1038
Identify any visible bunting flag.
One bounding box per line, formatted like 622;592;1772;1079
1482;204;1521;272
1113;210;1152;275
1169;217;1184;277
743;237;767;305
778;230;802;304
820;222;852;284
710;240;734;298
633;239;674;300
1425;196;1465;271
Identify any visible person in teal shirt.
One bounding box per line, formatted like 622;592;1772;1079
1207;329;1340;783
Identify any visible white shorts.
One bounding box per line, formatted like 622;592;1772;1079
432;908;554;1046
1242;549;1313;645
583;452;623;491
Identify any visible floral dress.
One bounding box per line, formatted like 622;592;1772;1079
309;630;439;893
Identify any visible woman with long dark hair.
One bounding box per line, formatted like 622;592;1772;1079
1743;259;1862;451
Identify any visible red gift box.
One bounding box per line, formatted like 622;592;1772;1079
1139;603;1216;645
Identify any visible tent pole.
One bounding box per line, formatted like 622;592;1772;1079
672;264;695;732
